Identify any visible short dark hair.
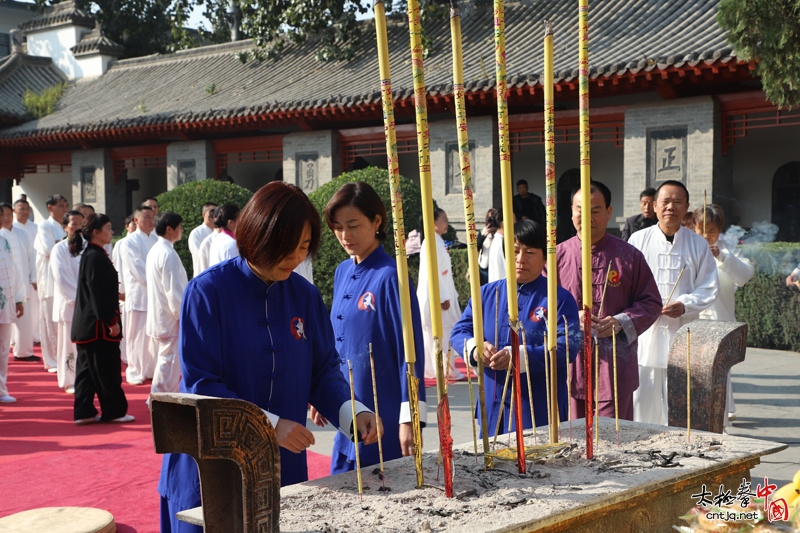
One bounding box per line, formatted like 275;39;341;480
0;202;12;213
571;180;612;209
656;180;690;203
134;205;153;219
62;210;83;225
214;204;240;229
484;208;499;232
142;197;158;205
324;181;387;241
514;219;546;253
516;179;528;187
692;204;725;230
237;182;321;270
46;194;67;207
13;198;28;207
640;188;657;200
155;211;183;237
83;204;95;213
418;207;445;242
124;215;135;227
202;202;218;214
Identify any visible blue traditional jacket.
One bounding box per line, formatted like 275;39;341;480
450;276;581;436
159;257;361;506
329;246;426;473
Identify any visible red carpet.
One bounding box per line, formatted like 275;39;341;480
423;355;474;389
0;347;331;532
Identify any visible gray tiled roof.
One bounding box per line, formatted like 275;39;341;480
71;25;124;57
1;0;737;140
19;0;94;32
0;53;66;124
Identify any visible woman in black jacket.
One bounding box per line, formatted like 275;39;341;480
70;213;133;426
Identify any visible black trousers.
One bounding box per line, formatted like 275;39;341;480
73;338;128;421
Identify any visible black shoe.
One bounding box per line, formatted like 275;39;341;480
14;355;41;362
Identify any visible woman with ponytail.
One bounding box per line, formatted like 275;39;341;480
71;213;132;425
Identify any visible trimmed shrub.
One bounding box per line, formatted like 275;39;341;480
308;167;427;309
157;180;253;277
734;243;800;351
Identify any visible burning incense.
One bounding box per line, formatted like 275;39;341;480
521;328;537;445
564;315;572;443
578;0;594;460
373;0;424;488
687;328;691;443
599;263;612;318
369;344;386;490
594;337;599;447
664;264;687;306
494;287;500;349
492;351;514;448
464;345;479;464
348;360;363;501
612;329;619;447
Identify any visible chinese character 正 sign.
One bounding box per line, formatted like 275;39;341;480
647;127;687;185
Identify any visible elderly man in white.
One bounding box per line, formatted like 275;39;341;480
112;216;136;365
146;212;188;400
13;198;39;349
629;180;719;426
187;202;217;278
50;210;85;394
34;194;68;372
119;205;158;385
1;203;35;363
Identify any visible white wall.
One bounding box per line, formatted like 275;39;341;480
730;126;800;228
74;53;113;79
12;172;73;222
26;25;87;80
227;161;283;192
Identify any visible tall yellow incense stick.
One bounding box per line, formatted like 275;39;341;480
578;0;594;460
564;316;572;442
612;329;619;447
406;0;445;405
348;360;363;501
687;328;692;443
703;191;707;238
543;333;552;431
449;0;491;467
373;0;424;487
543;20;559;445
464;345;479;464
369;344;386;490
594;338;599;447
521;328;537;445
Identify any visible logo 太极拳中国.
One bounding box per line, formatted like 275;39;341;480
529;307;546;322
358;292;377;312
290;317;307;340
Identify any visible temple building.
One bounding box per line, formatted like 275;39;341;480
1;0;799;240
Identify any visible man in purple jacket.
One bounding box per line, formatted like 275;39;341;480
554;180;662;421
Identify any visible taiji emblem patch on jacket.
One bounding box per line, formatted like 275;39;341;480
290;317;307;340
357;292;377;312
530;307;547;322
608;269;622;287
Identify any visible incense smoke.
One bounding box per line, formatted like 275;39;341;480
721;221;779;247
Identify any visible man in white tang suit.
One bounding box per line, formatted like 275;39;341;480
34;194;68;371
146;212;188;399
120;205;157;385
187;202;216;278
2;204;35;363
628;180;719;426
50;210;85;393
13;198;39;350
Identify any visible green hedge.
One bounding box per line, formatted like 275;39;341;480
157;180;253;278
734;243;800;351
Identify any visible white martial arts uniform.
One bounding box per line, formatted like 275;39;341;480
50;238;82;390
187;223;213;278
487;231;506;283
417;233;463;380
294;256;314;284
208;231;238;267
15;219;39;344
120;228;158;384
3;226;34;359
146;237;188;398
0;234;25;399
112;238;128;364
195;231;218;276
34;217;65;370
699;238;754;425
629;225;719;425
